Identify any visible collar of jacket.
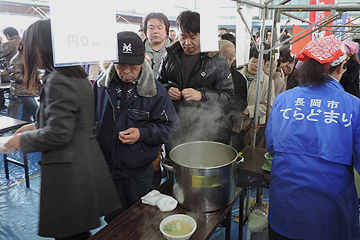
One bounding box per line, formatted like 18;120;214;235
169;41;219;59
96;59;157;98
144;37;171;53
10;35;20;42
240;66;266;83
273;71;281;79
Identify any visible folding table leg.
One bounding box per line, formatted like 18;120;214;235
3;152;30;188
239;191;244;240
4;153;9;179
24;153;29;188
225;210;232;240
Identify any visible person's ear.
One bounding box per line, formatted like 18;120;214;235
338;62;346;74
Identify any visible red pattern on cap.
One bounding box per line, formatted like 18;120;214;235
297;35;344;64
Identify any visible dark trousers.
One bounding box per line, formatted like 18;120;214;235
54;231;90;240
269;224;298;240
7;92;21;118
105;164;154;223
0;89;5;106
151;169;161;190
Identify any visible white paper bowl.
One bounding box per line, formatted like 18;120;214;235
159;214;197;240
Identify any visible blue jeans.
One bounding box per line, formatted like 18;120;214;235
18;96;38;123
7;92;21;118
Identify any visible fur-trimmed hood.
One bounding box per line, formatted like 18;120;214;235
96;59;157;98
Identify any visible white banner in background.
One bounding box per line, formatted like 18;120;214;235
50;0;117;66
199;0;220;52
236;4;252;67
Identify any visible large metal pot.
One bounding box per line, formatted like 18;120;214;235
169;141;239;212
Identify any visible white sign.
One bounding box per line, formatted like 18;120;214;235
236;4;252;66
50;0;117;66
199;0;219;52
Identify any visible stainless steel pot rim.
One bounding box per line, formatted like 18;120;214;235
169;141;239;169
172;162;236;169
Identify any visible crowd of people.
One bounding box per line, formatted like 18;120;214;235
2;9;360;240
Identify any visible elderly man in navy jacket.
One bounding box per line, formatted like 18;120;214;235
93;31;179;221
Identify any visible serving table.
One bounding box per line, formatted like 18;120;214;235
236;145;270;240
0;116;29;187
89;180;242;240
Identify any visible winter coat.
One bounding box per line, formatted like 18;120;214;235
8;51;37;97
157;41;234;145
233;66;275;132
94;61;179;179
229;66;247;112
272;71;286;97
227;67;248;133
20;70;121;238
158;41;234;106
0;35;20;70
340;55;360;98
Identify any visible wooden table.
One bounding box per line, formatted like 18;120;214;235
89;180;242;240
236;145;270;240
237;145;270;184
0;116;29;187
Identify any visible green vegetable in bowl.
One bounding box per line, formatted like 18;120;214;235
163;224;176;232
163;222;182;232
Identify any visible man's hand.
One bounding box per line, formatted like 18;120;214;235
182;88;202;101
168;87;182;100
119;128;140;145
14;123;36;135
4;134;21;150
241;108;249;117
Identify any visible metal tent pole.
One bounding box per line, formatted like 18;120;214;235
266;9;278;124
250;7;267;147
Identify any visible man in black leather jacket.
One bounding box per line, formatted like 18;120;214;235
157;10;234;151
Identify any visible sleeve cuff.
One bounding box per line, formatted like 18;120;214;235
138;127;150;142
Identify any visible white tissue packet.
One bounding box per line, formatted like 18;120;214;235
141;190;162;206
141;190;178;212
0;136;17;154
156;194;178;212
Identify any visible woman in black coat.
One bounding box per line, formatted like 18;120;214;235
5;19;121;240
340;54;360;98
